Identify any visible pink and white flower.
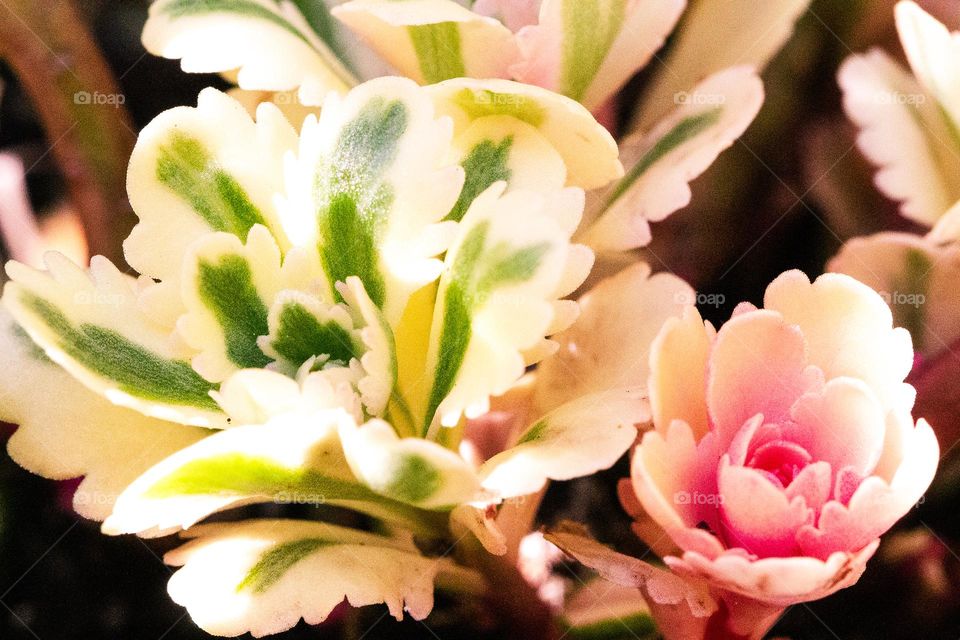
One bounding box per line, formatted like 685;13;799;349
628;270;939;636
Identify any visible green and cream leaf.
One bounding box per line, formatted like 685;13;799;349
103;411;371;536
511;0;685;111
581;67;764;252
0;309;207;521
422;184;589;431
428;78;623;190
444;115;567;222
165;519;448;637
280;76;464;324
2;254;225;427
840;48;960;228
126;88;297;297
337;276;397;417
258;290;362;376
333;0;519;84
479;389;645;499
143;0;357;106
339;418;482;509
632;0;809;129
178;225;290;381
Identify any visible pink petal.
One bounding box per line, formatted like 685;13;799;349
648;307;714;441
763;270;915;414
786;377;887;476
798;417;938;559
785;461;832;513
666;540;880;607
717;458;811;558
706;309;818;451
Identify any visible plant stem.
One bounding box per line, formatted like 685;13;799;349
0;0;136;266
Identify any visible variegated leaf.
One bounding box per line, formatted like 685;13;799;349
126;88;297;297
840;49;960;228
581;67;764;252
280;76;464;324
339;418;482;509
0;309;207;521
428;78;623;190
895;1;960;134
333;0;518;84
2;255;225;427
336;276;397;418
165;519;449;637
143;0;357;106
421;183;590;432
511;0;685;111
103;410;394;537
534;262;693;414
479;389;645;499
176;225;316;382
632;0;809;130
442;115;567;223
258;290;363;376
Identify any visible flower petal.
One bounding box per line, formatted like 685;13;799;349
706;309;815;449
648;306;713;441
786;377;887;477
717;458;810;558
480;388;644;499
427;78;623;190
581;66;764;252
143;0;357;106
3;255;225;427
333;0;519;84
666;541;879;607
763;270;915;413
511;0;685;111
165;519;449;637
534;262;692;413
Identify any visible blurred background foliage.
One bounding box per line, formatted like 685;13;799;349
0;0;959;638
